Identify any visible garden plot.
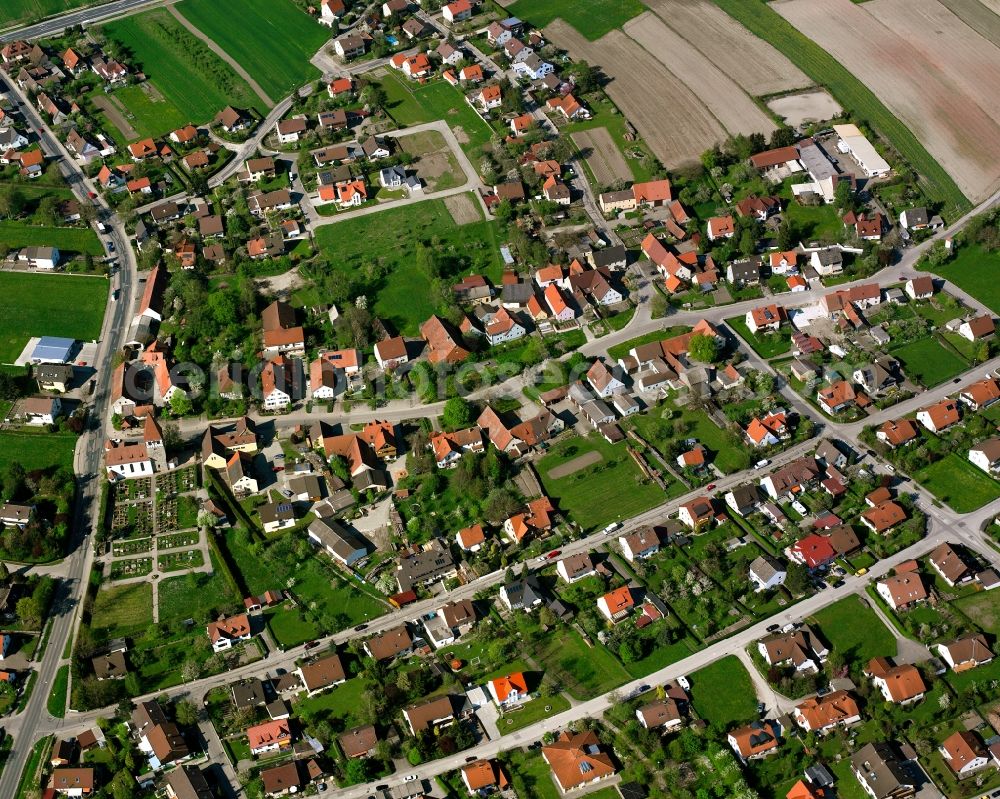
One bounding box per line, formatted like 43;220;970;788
546;20;725;168
397;130;463;192
774;0;1000;202
571;128;631;187
643;0;811;95
623;13;776;138
767;90;843;127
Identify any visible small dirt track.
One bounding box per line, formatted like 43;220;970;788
547;450;603;480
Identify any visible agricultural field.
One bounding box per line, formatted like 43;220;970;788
538;433;669;531
0;222;102;257
506;0;646;40
772;0;1000;204
644;0;810;96
571;128;631;187
622;13;776;139
766;90;843;128
938;0;1000;49
914;454;1000;512
534;626;631;699
0;272;107;363
547;20;724;169
711;0;969;218
0;0;101;29
176;0;329;100
888;337;968;387
102;10;264;130
312;197;503;336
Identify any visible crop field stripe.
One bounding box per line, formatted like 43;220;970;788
937;0;1000;49
176;0;329;100
711;0;970;219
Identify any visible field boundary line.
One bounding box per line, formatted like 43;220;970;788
166;4;274;107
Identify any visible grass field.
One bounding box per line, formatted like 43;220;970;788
810;596;896;664
629;401;752;474
0;272;107;363
534;627;631;700
711;0;969;219
0;222;102;257
158;557;239;622
953;590;1000;637
102;10;264;130
91;583;154;640
926;244;1000;315
506;0;646;40
688;655;757;727
726;315;791;359
539;433;669;531
0;432;76;474
506;750;562;799
176;0;328;99
313;197;503;336
0;0;100;28
46;665;69;719
914;453;1000;512
782;200;843;243
889;336;968;387
379;72;494;158
498;695;572;735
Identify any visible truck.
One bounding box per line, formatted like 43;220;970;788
112;271;120;300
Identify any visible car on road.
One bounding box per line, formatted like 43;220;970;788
856;568;868;576
87;191;96;199
354;624;368;632
706;483;716;490
106;240;115;251
766;624;780;632
754;459;770;470
304;640;321;650
637;684;650;693
403;774;418;782
757;702;766;716
677;676;690;691
545;549;562;559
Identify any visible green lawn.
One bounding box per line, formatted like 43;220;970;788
313;197;503;336
498;695;572;735
539;433;668;532
91;583;155;640
379;72;494;159
158;556;239;622
0;222;102;256
176;0;329;99
102;10;264;128
926;244;1000;315
914;453;1000;512
46;665;69;719
506;0;646;40
688;655;757;727
0;272;107;362
0;431;76;474
725;315;791;359
606;326;690;362
293;675;369;730
505;749;562;799
889;336;968;387
782;199;843;243
629;401;752;474
534;627;631;700
809;596;896;664
265;606;320;648
712;0;969;219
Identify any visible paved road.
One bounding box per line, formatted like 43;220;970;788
0;70;139;799
0;0;161;39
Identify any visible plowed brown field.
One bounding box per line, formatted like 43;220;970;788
774;0;1000;202
623;12;776;138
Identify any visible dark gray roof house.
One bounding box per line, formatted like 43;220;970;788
308;517;368;567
